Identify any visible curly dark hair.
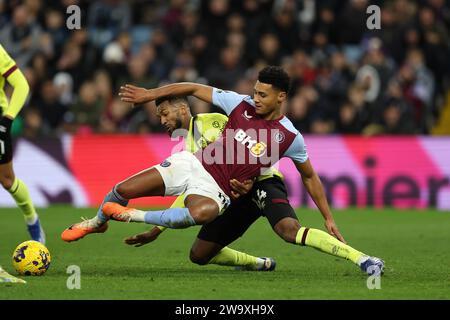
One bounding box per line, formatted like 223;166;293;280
258;66;290;93
155;96;188;107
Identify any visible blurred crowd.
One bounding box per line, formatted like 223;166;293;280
1;0;449;138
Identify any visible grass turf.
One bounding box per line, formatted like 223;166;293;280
0;206;449;300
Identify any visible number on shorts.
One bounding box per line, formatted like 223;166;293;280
0;139;4;155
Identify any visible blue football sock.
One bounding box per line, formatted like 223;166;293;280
144;207;196;229
96;186;129;224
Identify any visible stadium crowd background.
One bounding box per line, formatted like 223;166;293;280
1;0;449;138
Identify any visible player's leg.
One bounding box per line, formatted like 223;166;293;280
259;178;384;275
93;166;166;226
61;166;168;242
102;193;219;227
189;198;275;271
273;217;384;275
102;151;225;228
63;151;223;243
0;161;45;244
190;238;273;270
189;238;223;265
101;165;220;226
123;194;187;246
106;169;216;227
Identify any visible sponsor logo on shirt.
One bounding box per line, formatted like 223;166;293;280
160;160;171;167
234;129;267;158
242;110;253;120
250;142;267;157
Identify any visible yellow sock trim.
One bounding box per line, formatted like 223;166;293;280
295;227;365;265
208;247;258;268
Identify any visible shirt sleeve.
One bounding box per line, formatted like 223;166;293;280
212;87;250;115
284;133;308;163
3;67;30;119
0;45;17;77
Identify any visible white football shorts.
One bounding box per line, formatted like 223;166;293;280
153;151;230;214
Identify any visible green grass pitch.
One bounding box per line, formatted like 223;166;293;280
0;206;449;300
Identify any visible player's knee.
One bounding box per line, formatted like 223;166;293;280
189;249;209;265
0;173;15;190
274;219;301;244
114;183;132;199
188;205;217;225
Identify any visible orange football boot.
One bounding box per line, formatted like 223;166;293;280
61;219;108;242
102;202;140;222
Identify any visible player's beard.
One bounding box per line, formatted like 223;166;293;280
168;117;184;137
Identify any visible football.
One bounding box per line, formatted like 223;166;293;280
12;241;51;276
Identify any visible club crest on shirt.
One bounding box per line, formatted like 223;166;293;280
274;131;285;143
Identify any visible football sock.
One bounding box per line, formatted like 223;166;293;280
143;207;196;228
208;247;263;269
95;186;128;225
155;195;187;232
7;178;38;225
295;227;365;265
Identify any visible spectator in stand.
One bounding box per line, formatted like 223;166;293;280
288;94;312;134
35;79;67;132
205;46;245;90
336;101;362;134
380;98;416;134
69;81;103;133
87;0;131;49
0;0;448;136
0;5;43;68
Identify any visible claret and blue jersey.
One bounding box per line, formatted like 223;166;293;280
197;88;308;197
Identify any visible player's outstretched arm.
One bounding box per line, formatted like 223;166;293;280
295;159;347;244
119;83;214;105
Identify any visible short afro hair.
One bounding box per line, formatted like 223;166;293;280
258;66;290;93
155;96;188;107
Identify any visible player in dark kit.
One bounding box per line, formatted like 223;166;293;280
63;66;384;275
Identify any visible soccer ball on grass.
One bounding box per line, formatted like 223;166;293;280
12;240;51;276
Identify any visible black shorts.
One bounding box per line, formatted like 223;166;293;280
197;177;298;246
0;118;12;164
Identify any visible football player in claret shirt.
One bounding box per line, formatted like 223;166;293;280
0;44;45;244
63;66;384;275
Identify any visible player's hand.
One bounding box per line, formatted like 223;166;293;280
324;219;346;244
119;84;154;105
230;178;254;200
124;227;163;247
